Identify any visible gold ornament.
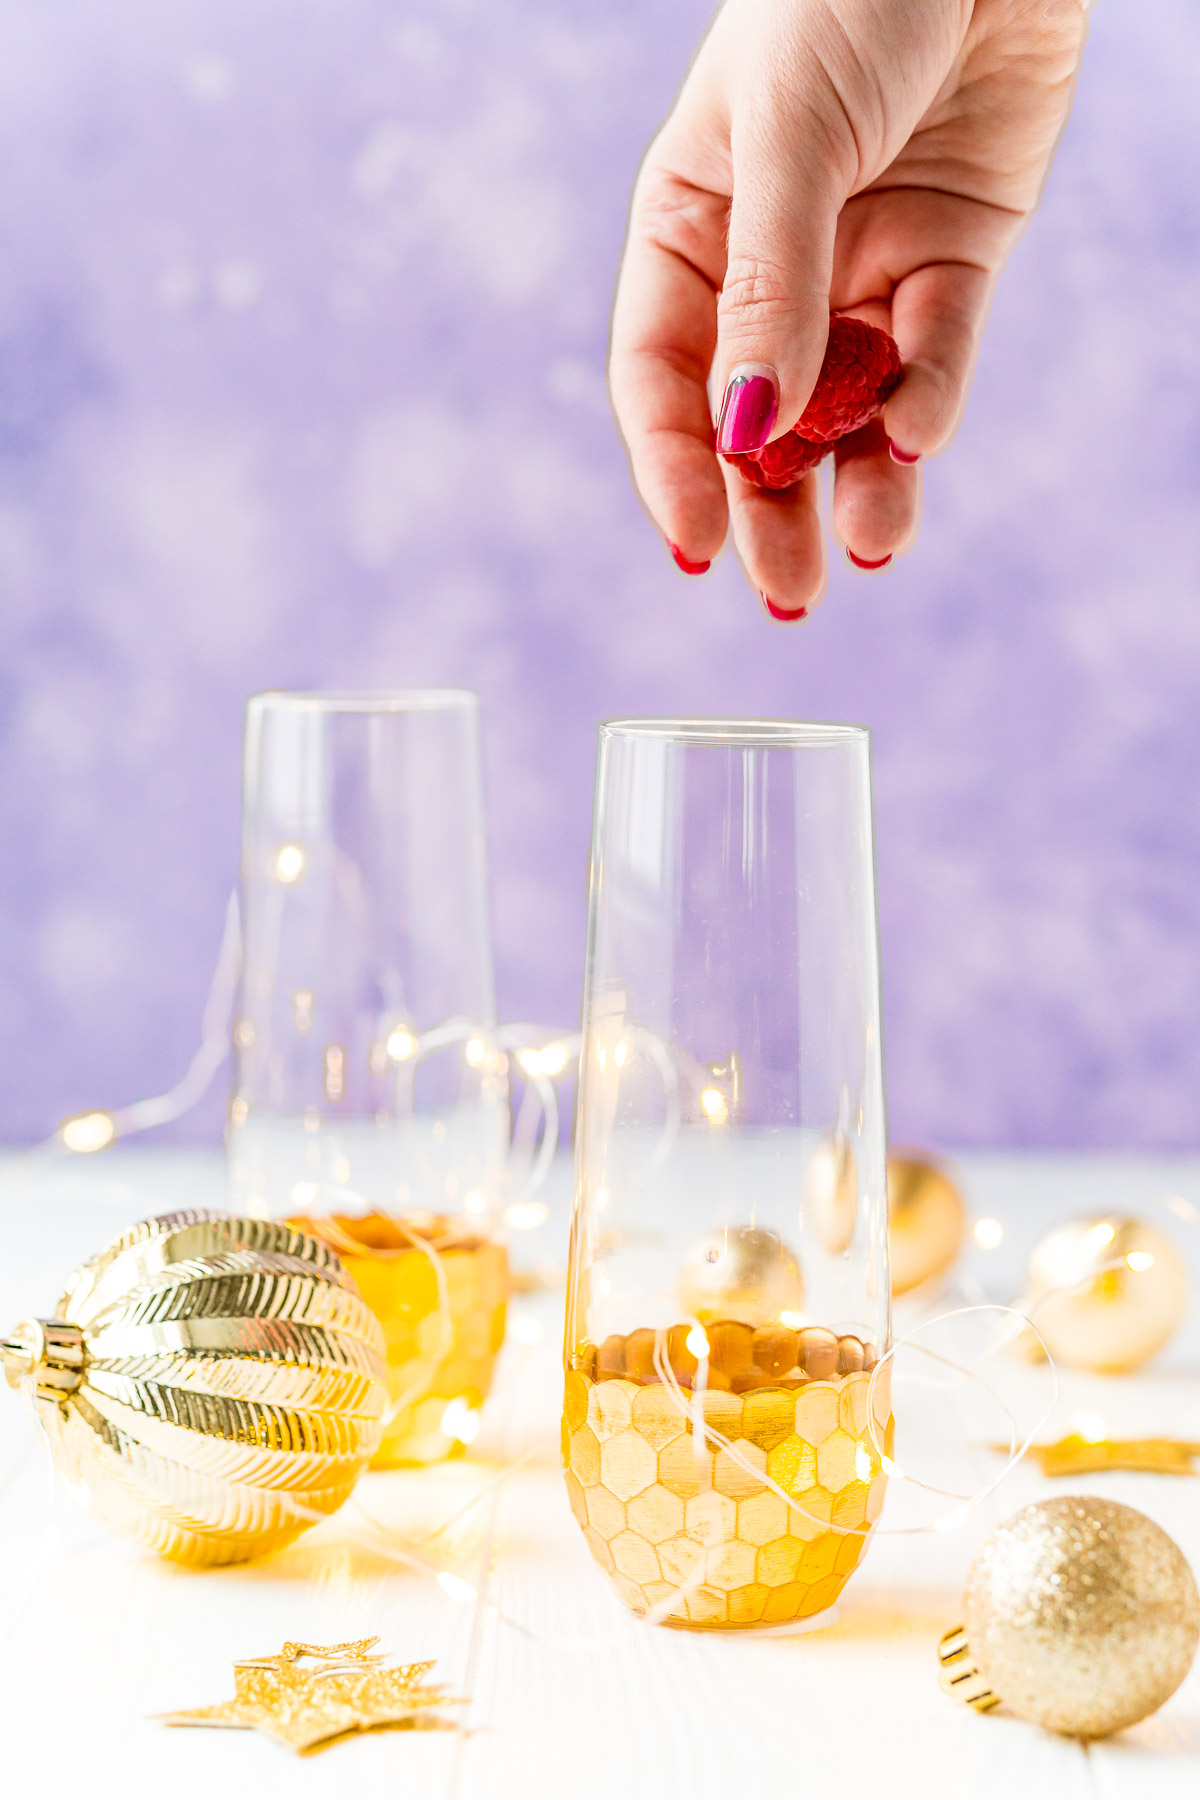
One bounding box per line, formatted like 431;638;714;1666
994;1434;1200;1478
804;1136;858;1255
678;1225;804;1328
941;1497;1200;1737
158;1636;463;1753
1;1210;387;1566
887;1152;966;1295
1022;1215;1188;1373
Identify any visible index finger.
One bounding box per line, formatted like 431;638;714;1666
609;163;730;569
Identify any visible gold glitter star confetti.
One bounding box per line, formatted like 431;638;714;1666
155;1637;465;1754
991;1434;1200;1478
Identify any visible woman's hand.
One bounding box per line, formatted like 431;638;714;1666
609;0;1090;619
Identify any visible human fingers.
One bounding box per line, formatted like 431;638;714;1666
609;162;731;572
714;82;855;461
881;259;995;461
831;416;921;569
722;459;827;621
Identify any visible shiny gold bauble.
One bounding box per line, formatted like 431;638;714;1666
1024;1215;1188;1374
961;1497;1200;1737
1;1211;387;1566
803;1136;859;1256
887;1152;966;1295
678;1224;804;1327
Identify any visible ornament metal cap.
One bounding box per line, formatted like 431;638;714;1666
1;1319;86;1404
937;1625;1001;1714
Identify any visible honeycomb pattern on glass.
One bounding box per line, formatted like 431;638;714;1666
295;1213;508;1466
563;1360;891;1630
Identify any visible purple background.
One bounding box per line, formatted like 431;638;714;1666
0;0;1197;1149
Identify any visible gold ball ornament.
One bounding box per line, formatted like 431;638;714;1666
1;1211;387;1566
887;1151;966;1295
1023;1215;1188;1373
946;1497;1200;1738
803;1136;859;1256
678;1224;804;1327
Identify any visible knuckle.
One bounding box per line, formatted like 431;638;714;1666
718;258;807;329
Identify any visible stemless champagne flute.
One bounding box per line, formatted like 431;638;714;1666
228;690;509;1466
563;719;892;1630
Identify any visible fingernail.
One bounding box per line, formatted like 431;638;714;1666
761;593;808;624
888;442;920;465
668;542;711;577
845;549;892;572
716;366;779;455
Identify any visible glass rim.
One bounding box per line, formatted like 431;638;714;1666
247;687;479;716
599;716;869;747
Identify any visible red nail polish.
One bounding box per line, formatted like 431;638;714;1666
845;549;892;571
760;593;808;623
716;369;779;455
888;442;920;465
668;542;711;577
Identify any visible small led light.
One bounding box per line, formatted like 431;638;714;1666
245;1194;270;1221
464;1190;488;1216
1072;1411;1107;1443
936;1505;971;1533
779;1309;805;1330
440;1398;480;1444
464;1037;487;1068
1084;1221;1117;1254
506;1201;549;1231
274;842;307;885
613;1040;627;1068
973;1217;1004;1250
290;1181;317;1208
685;1325;710;1359
386;1026;417;1061
228;1095;249;1127
59;1110;118;1155
699;1087;728;1126
1125;1250;1155;1273
880;1454;903;1480
436;1571;477;1603
508;1313;544;1346
855;1445;874;1482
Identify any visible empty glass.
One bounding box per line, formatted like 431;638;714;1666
228;690;508;1465
563;719;892;1629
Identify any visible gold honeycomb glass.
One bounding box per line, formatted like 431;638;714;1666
229;691;511;1465
292;1211;508;1465
566;720;891;1629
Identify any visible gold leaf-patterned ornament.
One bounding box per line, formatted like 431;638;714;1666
0;1210;387;1566
157;1637;465;1753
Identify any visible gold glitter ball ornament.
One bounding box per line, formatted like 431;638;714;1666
887;1152;966;1295
678;1225;804;1328
1023;1215;1188;1373
0;1210;387;1566
955;1497;1200;1737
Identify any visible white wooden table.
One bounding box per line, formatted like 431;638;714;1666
2;1148;1199;1797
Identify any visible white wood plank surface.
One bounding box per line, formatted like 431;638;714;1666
1;1149;1198;1798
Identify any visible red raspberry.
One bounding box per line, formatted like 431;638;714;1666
724;434;829;491
796;315;901;442
723;315;901;490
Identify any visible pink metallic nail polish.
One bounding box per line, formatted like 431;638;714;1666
888;442;920;465
760;593;808;624
668;542;711;577
845;549;892;572
716;368;778;455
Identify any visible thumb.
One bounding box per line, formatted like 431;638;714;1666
714;106;852;456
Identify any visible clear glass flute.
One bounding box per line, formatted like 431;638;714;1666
228;689;509;1466
564;719;892;1630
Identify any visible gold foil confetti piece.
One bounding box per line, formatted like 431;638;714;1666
993;1435;1200;1478
156;1638;464;1755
